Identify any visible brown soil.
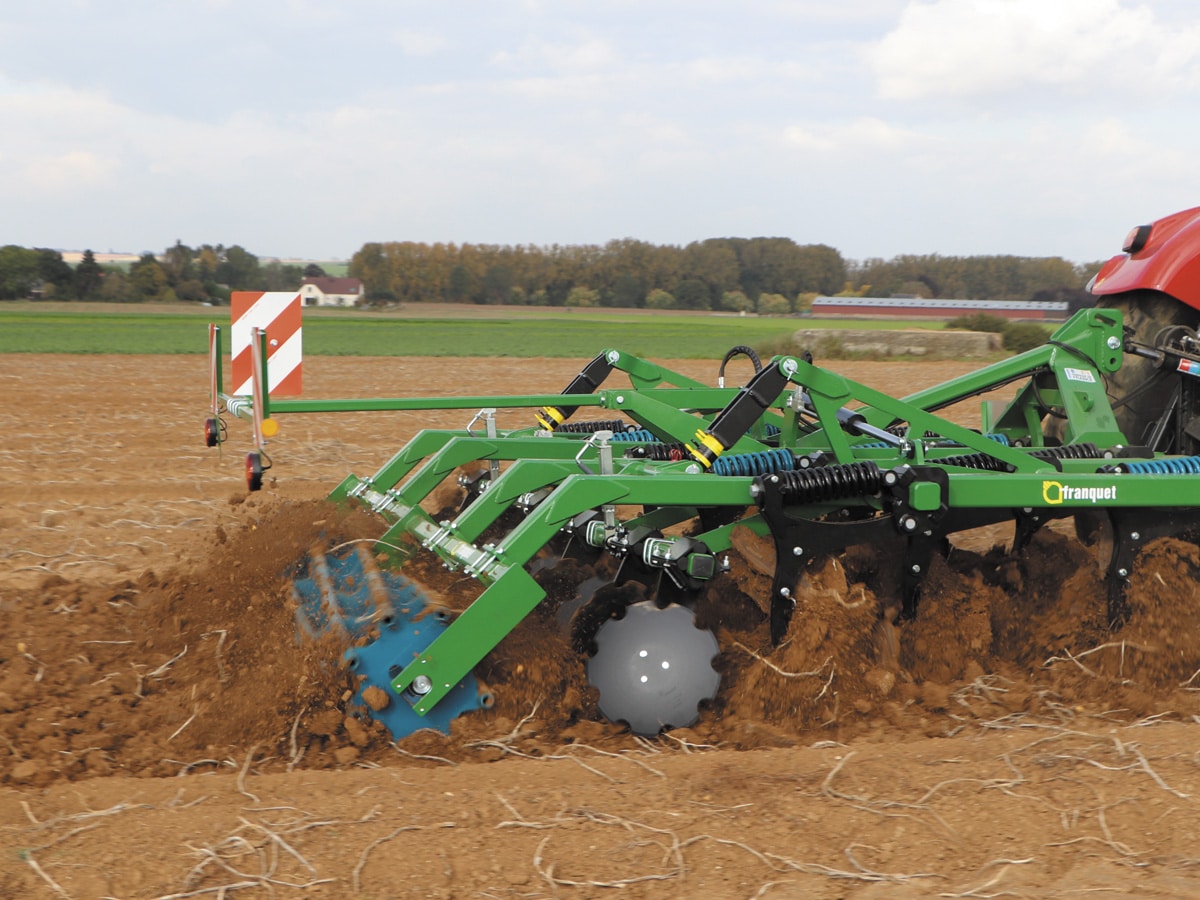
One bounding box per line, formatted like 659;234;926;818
5;354;1200;898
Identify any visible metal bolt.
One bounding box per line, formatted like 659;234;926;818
779;587;791;598
1130;531;1140;541
911;564;921;574
901;516;918;532
1117;568;1129;578
410;675;433;695
792;546;804;557
1107;336;1122;350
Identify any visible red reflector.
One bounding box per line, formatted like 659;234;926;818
1122;224;1152;254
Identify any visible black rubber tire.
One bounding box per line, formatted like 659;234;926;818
1099;290;1200;450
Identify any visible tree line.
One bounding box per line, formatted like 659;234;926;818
0;242;323;303
348;238;1104;312
0;237;1106;311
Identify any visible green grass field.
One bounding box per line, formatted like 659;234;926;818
0;303;949;358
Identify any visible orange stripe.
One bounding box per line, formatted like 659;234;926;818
231;291;264;320
231;347;252;393
274;366;303;396
266;300;302;355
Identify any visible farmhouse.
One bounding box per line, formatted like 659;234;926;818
300;276;364;307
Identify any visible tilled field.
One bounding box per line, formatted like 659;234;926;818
4;353;1200;899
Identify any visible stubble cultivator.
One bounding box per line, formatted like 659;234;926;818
203;207;1200;739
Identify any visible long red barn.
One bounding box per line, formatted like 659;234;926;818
811;296;1069;321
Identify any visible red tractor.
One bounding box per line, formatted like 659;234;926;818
1088;206;1200;455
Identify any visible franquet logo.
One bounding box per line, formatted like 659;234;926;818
1041;481;1118;505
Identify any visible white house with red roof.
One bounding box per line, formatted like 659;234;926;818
300;276;364;307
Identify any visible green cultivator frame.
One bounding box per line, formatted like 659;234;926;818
204;309;1200;736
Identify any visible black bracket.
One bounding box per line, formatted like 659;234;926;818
1105;507;1200;627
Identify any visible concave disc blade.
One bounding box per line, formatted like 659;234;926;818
587;600;720;735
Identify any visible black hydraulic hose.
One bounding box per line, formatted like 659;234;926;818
717;345;763;388
686;360;791;468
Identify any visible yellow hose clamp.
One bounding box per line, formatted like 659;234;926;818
535;406;566;431
686;430;726;468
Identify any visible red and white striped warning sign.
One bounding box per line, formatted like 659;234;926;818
230;291;303;396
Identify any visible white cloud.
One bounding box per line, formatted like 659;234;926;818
25;150;116;190
873;0;1200;102
492;37;619;72
391;28;446;57
783;116;924;154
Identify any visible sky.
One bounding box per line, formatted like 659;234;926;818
2;0;1200;265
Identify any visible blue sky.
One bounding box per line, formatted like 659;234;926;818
2;0;1199;264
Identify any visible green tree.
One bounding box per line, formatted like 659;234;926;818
795;244;846;295
175;280;209;303
674;278;711;310
683;240;739;301
75;249;104;299
565;285;599;307
129;253;169;301
609;272;645;308
447;264;477;302
195;246;220;283
217;246;260;289
0;245;41;299
262;261;303;291
98;270;136;303
481;265;515;304
720;289;754;313
161;240;195;286
757;292;790;315
644;288;677;310
36;249;75;299
303;263;327;278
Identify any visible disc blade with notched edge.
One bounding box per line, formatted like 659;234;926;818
587;601;720;735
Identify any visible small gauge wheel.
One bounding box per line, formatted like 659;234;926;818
204;417;220;447
246;452;264;492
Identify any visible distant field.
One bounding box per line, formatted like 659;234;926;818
0;303;948;358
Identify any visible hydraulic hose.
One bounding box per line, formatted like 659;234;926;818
686;360;791;468
535;352;615;431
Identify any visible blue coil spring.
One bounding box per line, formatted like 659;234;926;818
712;447;797;477
611;429;657;442
1119;456;1200;475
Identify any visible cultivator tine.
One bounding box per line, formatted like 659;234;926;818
291;548;349;640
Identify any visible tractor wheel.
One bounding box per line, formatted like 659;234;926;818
1100;290;1200;452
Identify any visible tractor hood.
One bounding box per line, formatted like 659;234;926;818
1089;206;1200;310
